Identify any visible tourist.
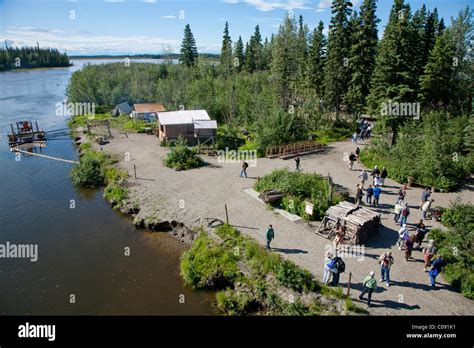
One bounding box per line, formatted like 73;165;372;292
429;255;444;289
352;132;358;145
399;203;410;227
394;201;402;223
333;225;346;250
380;167;388;186
355;147;360;162
397;186;406;203
371;165;380;178
331;255;345;286
423;240;437;271
366;124;372;138
422;199;434;221
420;188;431;209
348;152;356;170
373;185;382;207
358;169;368;187
397;224;409;250
405;235;415;261
265;224;274;249
374;174;382;187
295;157;301;173
240;161;249;178
356;185;364;207
323;251;334;285
379;251;394;287
359;271;377;307
414;220;427;249
366;185;374;205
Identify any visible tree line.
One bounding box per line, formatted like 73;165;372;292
0;43;70;71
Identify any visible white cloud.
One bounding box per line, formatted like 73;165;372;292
224;0;311;12
143;0;157;3
317;0;332;10
161;15;176;19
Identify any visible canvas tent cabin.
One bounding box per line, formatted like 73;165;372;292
157;110;217;145
131;103;166;122
112;102;132;117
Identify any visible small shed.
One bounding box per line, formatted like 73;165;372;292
131;103;166;122
157;110;217;145
112;102;132;117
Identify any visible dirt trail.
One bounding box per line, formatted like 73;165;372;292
99;131;474;315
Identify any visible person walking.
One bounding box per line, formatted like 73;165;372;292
429;255;444;289
420;188;431;209
394;201;402;223
240;161;249;178
348;152;356;170
405;235;415;261
414;220;427;249
379;251;394;287
397;224;409;250
265;224;274;250
365;185;374;205
359;271;377;307
371;165;380;179
399;204;410;227
352;132;358;145
380;167;388;186
323;251;334;285
373;174;382;187
423;240;437;271
358;169;368;187
373;185;382;207
397;186;406;203
295;157;301;172
355;147;361;162
422;199;434;221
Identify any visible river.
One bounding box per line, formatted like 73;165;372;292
0;59;214;315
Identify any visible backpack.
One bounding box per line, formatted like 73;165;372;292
335;257;345;273
402;208;410;217
327;258;338;269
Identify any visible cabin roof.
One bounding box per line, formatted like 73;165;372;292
194;119;217;129
114;102;132;113
158;110;212;126
133;103;166;113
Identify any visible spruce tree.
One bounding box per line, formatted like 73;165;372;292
323;0;353;116
346;0;379;114
245;25;263;72
233;36;245;72
179;24;198;68
296;15;309;82
220;22;233;75
306;21;327;101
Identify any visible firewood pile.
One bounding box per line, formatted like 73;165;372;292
315;201;380;244
258;189;284;203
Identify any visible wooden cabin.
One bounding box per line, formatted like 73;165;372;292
157;110;217;145
112;102;132;117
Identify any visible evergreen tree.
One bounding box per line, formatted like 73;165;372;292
220;22;233;75
306;21;327;101
245;25;263;72
367;0;417;126
179;24;198;68
271;14;299;109
419;29;455;109
346;0;379;114
296;15;309;82
323;0;353;116
233;36;245;72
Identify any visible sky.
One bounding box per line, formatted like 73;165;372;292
0;0;471;55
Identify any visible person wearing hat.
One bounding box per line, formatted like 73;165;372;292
397;224;409;250
323;251;334;285
423;240;437;271
359;271;377;307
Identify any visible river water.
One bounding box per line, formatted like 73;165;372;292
0;59;214;315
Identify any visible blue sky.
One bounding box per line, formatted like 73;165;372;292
0;0;470;55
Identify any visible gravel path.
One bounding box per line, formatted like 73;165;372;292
99;131;473;315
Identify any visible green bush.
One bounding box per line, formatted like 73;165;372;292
216;289;254;315
180;232;240;289
70;151;107;187
429;201;474;299
255;169;343;220
273;259;318;293
164;137;204;170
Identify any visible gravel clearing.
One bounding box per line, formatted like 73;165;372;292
98;130;474;315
